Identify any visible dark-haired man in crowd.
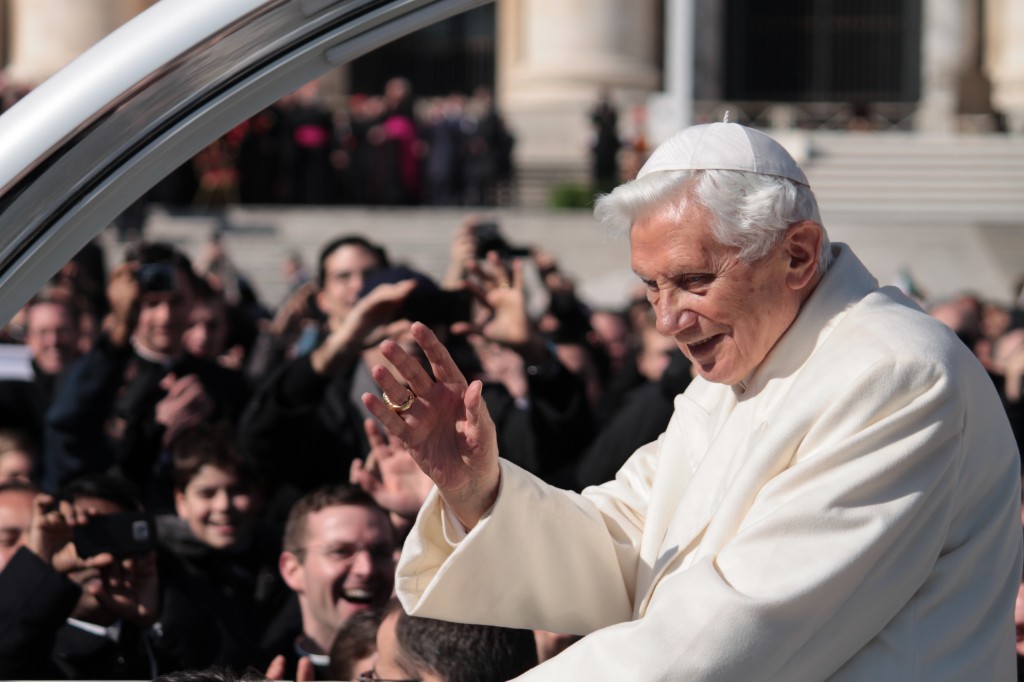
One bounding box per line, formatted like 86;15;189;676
238;236;413;516
0;289;81;448
50;475;160;680
0;480;34;573
44;243;249;507
368;598;538;682
265;485;395;679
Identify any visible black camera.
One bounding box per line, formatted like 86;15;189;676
474;222;530;260
399;289;473;326
136;262;176;293
73;511;155;558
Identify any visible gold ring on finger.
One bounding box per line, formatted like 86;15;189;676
382;388;416;413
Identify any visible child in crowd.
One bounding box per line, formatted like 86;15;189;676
153;425;286;673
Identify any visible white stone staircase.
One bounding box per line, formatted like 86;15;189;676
804;132;1024;221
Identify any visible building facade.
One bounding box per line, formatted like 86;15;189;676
1;0;1021;175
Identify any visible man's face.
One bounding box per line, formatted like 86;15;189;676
24;301;78;375
630;200;810;385
174;464;256;550
0;450;33;485
590;311;630;365
183;298;229;360
135;268;194;356
283;504;395;649
317;245;381;325
0;488;33;573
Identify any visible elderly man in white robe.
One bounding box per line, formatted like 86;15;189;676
362;122;1023;680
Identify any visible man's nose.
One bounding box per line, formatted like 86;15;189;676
153;301;173;324
212;490;231;512
349;547;374;576
654;295;699;337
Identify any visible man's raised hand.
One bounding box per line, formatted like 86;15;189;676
362;322;500;530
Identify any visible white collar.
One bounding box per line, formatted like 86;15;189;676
66;617;121;642
294;639;330;668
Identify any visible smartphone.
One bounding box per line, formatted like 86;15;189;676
136;262;176;293
399;289;473;326
474;222;530;260
73;511;155;558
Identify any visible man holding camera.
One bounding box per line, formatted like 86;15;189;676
43;244;249;508
238;236;417;518
0;478;159;679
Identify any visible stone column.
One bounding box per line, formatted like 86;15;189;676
916;0;969;132
496;0;661;169
6;0;153;87
985;0;1024;132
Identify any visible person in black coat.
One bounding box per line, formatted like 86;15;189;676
153;426;286;673
0;289;82;458
44;244;249;510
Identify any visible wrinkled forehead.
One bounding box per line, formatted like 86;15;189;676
629;199;723;263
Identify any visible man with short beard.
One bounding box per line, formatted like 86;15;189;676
265;485;395;680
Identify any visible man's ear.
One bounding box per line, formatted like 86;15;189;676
280;551;305;593
314;289;330;318
783;221;823;292
173;489;187;519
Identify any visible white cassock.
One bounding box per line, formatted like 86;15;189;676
397;244;1023;681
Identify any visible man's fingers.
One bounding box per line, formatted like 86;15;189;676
510;258;525;290
82;552;116;570
361;392;411;439
296;656;315;682
411;322;466;386
379;338;434;397
265;654;286;680
464;379;483;425
363;417;387;449
371;363;418;411
59;499;86;527
33;493;54;514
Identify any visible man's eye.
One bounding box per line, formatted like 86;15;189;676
327;547;356;560
681;274;713;289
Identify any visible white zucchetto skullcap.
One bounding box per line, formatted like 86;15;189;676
637;122;809;187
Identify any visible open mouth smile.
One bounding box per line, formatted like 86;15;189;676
687;333;724;359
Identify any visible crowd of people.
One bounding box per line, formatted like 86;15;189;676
145;78;516;213
0;215;692;680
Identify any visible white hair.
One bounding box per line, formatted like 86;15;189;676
594;169;832;273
